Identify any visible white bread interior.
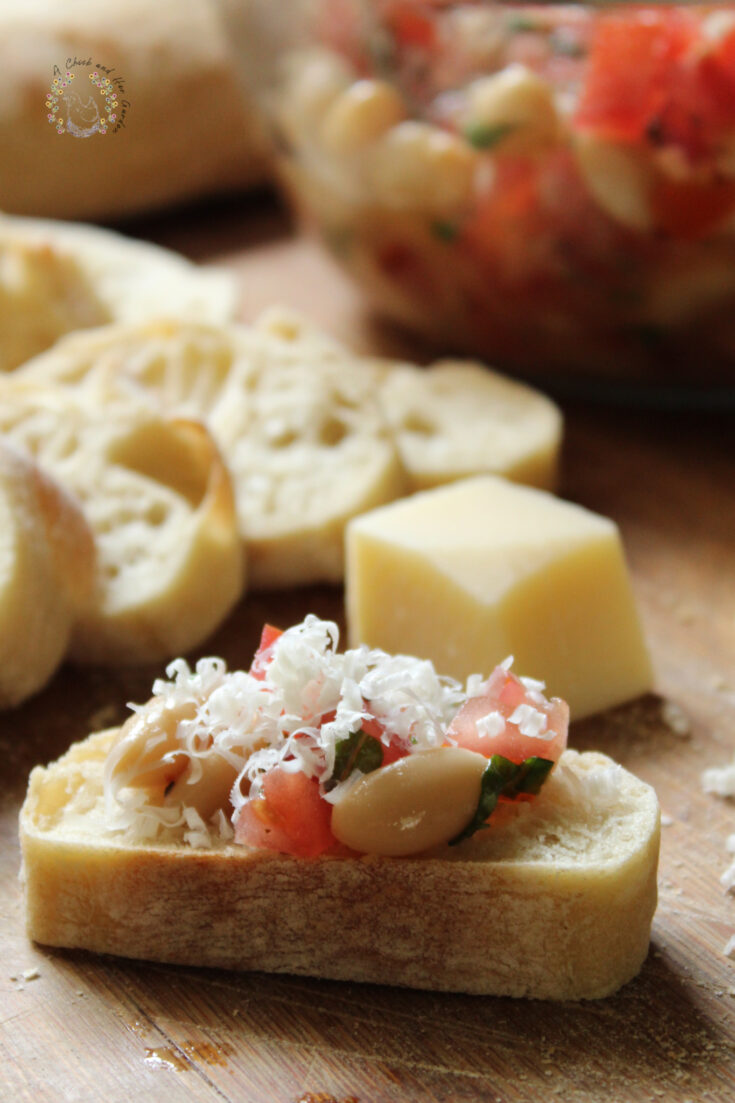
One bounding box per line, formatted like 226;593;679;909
0;213;235;373
13;311;563;586
0;381;245;663
20;731;660;999
13;317;407;588
375;359;562;492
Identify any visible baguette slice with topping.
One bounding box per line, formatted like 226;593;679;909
20;617;659;998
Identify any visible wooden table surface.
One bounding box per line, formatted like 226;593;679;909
2;193;735;1103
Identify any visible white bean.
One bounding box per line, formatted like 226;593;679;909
321;79;406;155
330;747;488;856
575;132;653;231
110;697;196;792
164;753;240;821
371;121;476;212
464;65;560;154
278;49;352;147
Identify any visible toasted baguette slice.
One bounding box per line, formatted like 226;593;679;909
0;443;95;706
0;380;245;663
0;213;235;373
20;730;659;999
253;308;563;492
13;318;407;588
375;359;562;492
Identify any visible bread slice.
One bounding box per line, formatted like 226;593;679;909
14;310;564;585
20;730;659;999
14;317;407;588
0;379;245;663
375;359;562;492
0;442;95;706
0;213;235;372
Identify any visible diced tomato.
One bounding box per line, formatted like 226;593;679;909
384;2;437;50
235;766;336;858
576;9;735;167
575;10;698;143
445;665;568;766
249;624;283;681
652;176;735;239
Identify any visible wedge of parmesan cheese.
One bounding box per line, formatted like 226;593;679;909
346;475;653;719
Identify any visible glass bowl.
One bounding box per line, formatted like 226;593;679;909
243;1;735;393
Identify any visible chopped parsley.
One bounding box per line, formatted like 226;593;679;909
463;121;517;150
431;219;460;242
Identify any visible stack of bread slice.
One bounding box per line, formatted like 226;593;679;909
11;307;563;588
0;298;562;703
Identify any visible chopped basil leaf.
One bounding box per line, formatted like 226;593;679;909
449;754;554;845
325;729;384;792
463;121;517;150
505;16;542;33
550;31;585;58
431;219;459;242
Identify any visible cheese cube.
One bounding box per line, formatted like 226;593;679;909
345;476;653;720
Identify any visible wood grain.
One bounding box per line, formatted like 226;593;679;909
2;193;735;1103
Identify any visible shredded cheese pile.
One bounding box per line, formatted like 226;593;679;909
104;615;482;846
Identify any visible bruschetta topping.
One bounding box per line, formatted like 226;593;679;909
103;615;568;854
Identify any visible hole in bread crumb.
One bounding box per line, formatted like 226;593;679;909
269;429;298;449
401;413;437;437
145;502;168;526
542;833;561;845
319;417;347;447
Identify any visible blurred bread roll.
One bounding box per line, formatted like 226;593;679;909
0;442;95;707
0;0;269;222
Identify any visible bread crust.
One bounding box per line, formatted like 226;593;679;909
20;732;660;999
0;442;95;707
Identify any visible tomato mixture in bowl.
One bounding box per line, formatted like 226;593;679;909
255;0;735;389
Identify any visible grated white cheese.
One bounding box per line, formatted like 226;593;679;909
701;757;735;797
475;710;506;739
101;618;563;849
508;703;551;740
701;760;735;955
103;615;472;845
661;700;691;738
